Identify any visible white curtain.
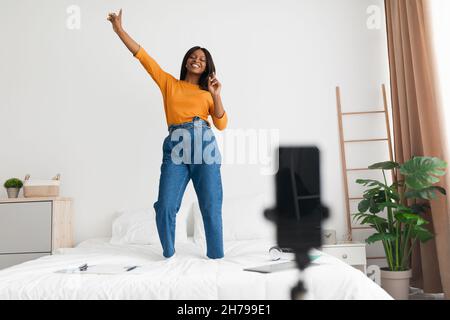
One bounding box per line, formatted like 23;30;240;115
429;0;450;147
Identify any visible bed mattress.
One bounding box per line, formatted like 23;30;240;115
0;238;392;300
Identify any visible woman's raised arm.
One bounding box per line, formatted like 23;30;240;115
107;9;172;91
107;9;140;55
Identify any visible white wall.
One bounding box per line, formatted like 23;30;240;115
0;0;390;245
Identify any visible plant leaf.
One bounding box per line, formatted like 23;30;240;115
404;186;446;200
400;157;447;189
394;212;428;226
358;199;370;213
388;189;401;202
356;179;387;188
377;201;410;212
363;187;382;199
352;212;365;223
369;197;382;214
411;225;434;242
362;215;388;228
366;233;396;244
368;161;400;170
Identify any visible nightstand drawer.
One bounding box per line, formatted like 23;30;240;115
0;202;52;253
0;253;50;270
321;246;366;265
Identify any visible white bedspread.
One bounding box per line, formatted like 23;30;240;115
0;238;392;300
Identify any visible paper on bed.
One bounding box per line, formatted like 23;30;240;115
55;264;141;275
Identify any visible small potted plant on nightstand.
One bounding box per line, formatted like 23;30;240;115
4;178;24;198
353;157;447;300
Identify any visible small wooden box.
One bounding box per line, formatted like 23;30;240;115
23;174;60;198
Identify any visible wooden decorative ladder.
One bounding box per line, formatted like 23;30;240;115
336;84;395;263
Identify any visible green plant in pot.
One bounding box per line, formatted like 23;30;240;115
4;178;24;198
353;157;447;300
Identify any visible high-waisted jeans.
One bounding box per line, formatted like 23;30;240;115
154;116;224;259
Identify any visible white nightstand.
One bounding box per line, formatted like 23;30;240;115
320;241;367;274
0;197;73;270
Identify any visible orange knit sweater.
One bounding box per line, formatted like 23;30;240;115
134;47;228;130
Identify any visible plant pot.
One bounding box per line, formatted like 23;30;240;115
6;188;20;198
380;269;412;300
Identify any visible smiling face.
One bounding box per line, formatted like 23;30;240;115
185;49;207;75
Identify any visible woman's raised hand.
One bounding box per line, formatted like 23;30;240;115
208;72;222;96
107;8;140;55
107;9;123;33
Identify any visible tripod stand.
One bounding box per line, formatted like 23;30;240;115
264;147;329;300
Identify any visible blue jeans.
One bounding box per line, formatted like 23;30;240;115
154;116;224;259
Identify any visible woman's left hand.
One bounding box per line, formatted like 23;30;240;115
208;72;222;96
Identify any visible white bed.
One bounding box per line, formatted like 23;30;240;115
0;237;391;300
0;194;392;300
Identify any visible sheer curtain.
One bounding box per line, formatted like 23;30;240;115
429;1;450;146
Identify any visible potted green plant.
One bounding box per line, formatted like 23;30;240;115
353;157;447;300
4;178;24;198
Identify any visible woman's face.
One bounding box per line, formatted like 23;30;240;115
185;49;207;75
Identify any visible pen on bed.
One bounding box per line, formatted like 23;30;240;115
126;266;137;272
79;263;88;271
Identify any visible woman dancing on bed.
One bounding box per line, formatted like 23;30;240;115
107;9;227;259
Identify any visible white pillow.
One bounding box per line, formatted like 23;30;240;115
110;202;191;245
193;193;275;243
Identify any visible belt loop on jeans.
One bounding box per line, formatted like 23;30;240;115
193;116;203;128
194;116;210;128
